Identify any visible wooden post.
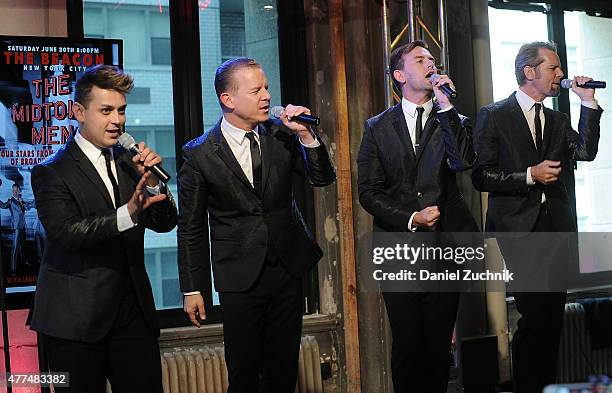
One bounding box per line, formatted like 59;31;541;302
328;1;362;392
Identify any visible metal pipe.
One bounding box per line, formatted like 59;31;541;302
438;0;449;71
408;0;416;42
391;23;410;50
381;0;393;108
416;15;442;49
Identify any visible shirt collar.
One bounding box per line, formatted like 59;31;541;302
401;97;434;119
515;88;544;113
221;116;259;145
74;131;112;164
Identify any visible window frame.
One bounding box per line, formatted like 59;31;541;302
69;0;319;328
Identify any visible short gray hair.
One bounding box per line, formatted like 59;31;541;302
514;41;557;85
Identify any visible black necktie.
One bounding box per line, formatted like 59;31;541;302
414;106;425;150
534;103;543;153
101;148;121;208
244;132;262;196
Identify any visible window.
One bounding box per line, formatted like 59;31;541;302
564;11;612;233
84;0;178;310
488;6;554;107
199;0;282;131
80;0;315;321
108;9;147;65
151;37;171;65
198;1;283;306
220;11;245;61
563;11;612;279
128;87;151;104
151;11;171;65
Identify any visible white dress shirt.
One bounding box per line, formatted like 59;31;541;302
221;116;321;186
401;98;453;231
401;98;434;153
221;117;261;187
515;88;598;202
74;132;160;231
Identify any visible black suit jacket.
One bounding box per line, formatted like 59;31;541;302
357;103;479;233
472;92;602;232
29;138;177;342
177;119;335;296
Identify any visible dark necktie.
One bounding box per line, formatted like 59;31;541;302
414;106;425;150
101;148;121;208
534;103;543;153
244;132;262;196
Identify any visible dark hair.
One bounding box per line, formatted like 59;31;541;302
74;65;133;107
515;41;557;85
389;40;428;91
214;57;261;100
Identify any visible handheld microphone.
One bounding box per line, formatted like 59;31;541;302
430;73;457;98
118;132;171;183
270;106;320;126
560;79;606;89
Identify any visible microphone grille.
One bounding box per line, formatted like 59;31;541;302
118;132;136;149
429;73;441;83
270;106;284;118
560;79;572;89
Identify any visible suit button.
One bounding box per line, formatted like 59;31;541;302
417;192;423;198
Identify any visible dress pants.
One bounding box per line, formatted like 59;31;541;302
382;291;459;393
502;204;567;393
42;278;162;393
219;258;303;393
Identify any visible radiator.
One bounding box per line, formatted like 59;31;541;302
160;335;323;393
557;303;612;382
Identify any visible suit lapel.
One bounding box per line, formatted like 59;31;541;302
211;121;258;195
415;104;440;165
508;92;539;156
390;104;417;163
67;139;115;209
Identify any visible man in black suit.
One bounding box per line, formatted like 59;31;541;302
29;65;177;393
357;40;479;393
177;58;335;393
472;41;602;393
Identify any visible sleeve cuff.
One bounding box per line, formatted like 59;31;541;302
300;135;321;148
437;105;454;113
526;167;535;185
117;204;137;232
408;212;418;232
146;183;162;195
581;100;598;110
184;291;201;296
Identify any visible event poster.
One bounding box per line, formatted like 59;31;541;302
0;36;122;292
